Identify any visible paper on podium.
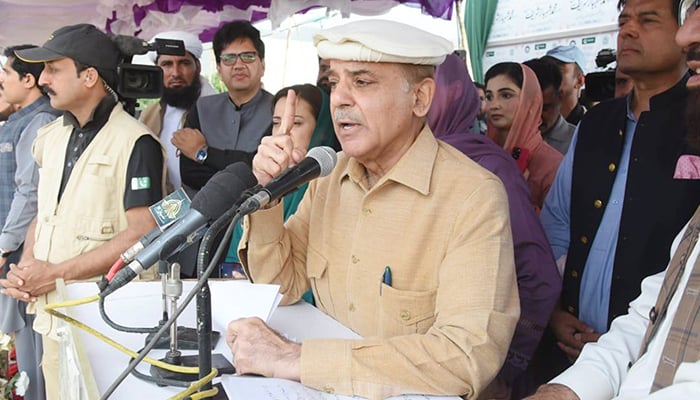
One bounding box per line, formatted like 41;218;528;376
209;280;283;330
221;301;458;400
222;376;456;400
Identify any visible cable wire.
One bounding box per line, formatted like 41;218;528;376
98;294;160;334
99;209;245;399
44;295;199;374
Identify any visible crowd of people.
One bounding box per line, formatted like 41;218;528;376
0;0;699;399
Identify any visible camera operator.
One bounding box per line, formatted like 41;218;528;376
0;24;164;400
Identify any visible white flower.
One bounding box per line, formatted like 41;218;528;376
14;371;29;396
0;332;11;352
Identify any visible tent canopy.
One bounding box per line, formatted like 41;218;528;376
0;0;456;49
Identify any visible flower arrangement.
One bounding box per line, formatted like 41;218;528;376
0;331;25;400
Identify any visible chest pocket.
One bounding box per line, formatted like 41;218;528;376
378;284;437;337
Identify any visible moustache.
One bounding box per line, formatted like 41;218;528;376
42;86;56;96
688;44;700;63
167;79;187;86
333;110;362;124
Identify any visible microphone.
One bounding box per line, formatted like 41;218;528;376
111;34;152;56
237;146;337;215
120;188;193;264
101;162;257;297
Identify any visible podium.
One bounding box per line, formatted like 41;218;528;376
57;281;458;400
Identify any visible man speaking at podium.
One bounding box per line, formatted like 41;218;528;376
227;20;520;400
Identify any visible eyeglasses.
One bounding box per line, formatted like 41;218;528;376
680;0;700;25
219;52;257;66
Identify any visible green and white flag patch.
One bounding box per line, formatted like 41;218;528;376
131;176;151;190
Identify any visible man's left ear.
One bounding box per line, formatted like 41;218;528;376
413;77;435;118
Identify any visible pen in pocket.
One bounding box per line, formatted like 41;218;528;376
380;266;392;295
382;266;392;287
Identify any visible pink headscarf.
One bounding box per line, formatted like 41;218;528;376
486;64;563;209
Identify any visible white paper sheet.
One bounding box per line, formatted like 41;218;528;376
221;375;454;400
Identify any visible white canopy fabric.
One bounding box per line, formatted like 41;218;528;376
0;0;455;50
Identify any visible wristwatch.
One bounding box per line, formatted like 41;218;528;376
0;249;12;258
195;146;208;164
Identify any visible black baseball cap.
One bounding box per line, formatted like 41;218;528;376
14;24;121;71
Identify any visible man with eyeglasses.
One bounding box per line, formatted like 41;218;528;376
526;1;700;398
173;20;272;197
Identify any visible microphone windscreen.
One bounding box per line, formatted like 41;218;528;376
307;146;337;177
112;34;150;56
191;162;257;220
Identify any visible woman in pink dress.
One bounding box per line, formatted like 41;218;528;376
484;62;563;210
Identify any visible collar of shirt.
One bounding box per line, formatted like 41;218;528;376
341;124;437;196
6;96;51;123
228;88;267;111
648;72;690;111
62;94;117;131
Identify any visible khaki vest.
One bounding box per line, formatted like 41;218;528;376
31;105;158;338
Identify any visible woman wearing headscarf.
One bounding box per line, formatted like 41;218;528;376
222;84;337;290
429;53;561;400
484;62;563;209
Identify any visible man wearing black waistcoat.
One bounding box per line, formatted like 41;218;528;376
536;0;700;384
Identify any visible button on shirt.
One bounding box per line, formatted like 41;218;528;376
541;96;637;333
59;96;163;209
240;127;519;399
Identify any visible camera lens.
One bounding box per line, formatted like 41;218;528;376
124;71;151;90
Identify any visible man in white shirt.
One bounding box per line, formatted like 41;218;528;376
526;1;700;398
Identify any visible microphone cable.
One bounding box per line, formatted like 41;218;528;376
42;293;216;398
100;204;249;399
98;294;160;334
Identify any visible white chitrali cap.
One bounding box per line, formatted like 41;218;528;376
314;20;453;66
148;30;203;63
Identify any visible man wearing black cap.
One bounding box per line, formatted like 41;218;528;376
0;24;164;399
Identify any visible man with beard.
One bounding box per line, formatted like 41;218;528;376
140;31;216;193
526;5;700;398
537;0;700;385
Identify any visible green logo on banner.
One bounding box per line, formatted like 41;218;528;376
535;43;547;50
582;37;596;44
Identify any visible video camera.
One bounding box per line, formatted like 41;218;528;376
112;35;187;99
585;48;617;102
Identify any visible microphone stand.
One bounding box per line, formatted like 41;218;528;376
100;208;245;399
194;203;248;392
